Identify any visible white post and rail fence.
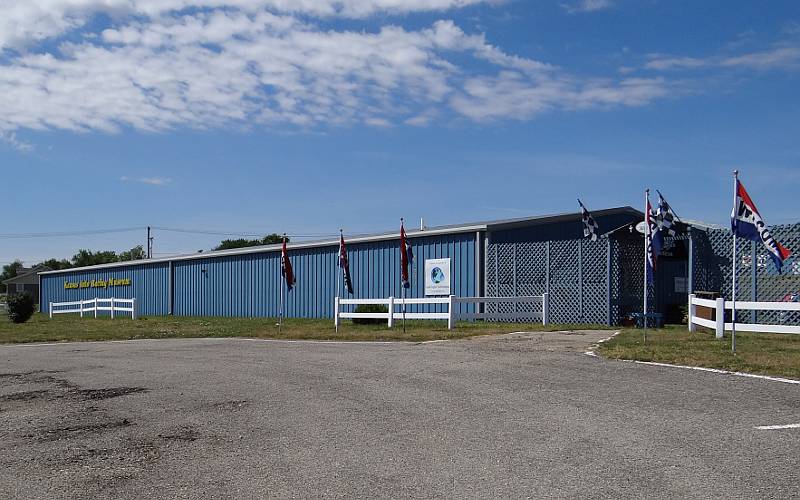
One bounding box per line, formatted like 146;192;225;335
688;293;800;337
334;293;549;330
49;298;138;319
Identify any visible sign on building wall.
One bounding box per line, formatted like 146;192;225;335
424;258;451;296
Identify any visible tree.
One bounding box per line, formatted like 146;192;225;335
71;249;120;267
0;260;24;293
37;258;72;271
118;245;146;261
214;233;287;251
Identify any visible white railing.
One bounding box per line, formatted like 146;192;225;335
49;297;138;319
688;293;800;337
334;294;549;330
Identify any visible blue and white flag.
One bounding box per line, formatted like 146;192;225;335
645;196;661;284
731;178;791;272
656;191;677;237
578;199;599;241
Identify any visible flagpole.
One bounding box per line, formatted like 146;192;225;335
336;229;342;333
401;218;407;334
643;188;649;344
279;233;286;334
279;270;284;334
732;170;739;353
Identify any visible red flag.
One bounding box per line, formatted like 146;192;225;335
400;220;410;288
281;238;295;290
339;233;354;294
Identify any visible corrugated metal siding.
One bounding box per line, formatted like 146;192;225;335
41;232;476;319
171;232;476;318
40;263;170;315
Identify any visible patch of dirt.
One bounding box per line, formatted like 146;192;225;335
26;419;132;442
0;389;52;402
158;425;199;442
78;387;148;400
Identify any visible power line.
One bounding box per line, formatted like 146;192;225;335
0;227;146;239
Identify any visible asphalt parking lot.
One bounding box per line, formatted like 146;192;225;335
1;331;798;499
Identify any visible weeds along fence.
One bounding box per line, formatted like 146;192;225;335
49;297;138;319
334;294;549;330
688;294;800;337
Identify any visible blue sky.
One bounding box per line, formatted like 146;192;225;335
2;0;799;265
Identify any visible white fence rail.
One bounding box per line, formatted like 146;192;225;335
334;294;549;330
688;293;800;337
49;297;138;319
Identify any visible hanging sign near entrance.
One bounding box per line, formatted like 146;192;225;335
424;258;451;296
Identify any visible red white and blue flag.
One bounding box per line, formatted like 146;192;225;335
281;238;296;290
400;221;410;289
731;178;791;272
338;233;354;295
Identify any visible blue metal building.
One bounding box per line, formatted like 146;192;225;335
39;207;642;321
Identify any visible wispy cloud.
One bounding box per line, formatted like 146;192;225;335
120;176;171;186
0;130;33;153
646;45;800;72
561;0;613;14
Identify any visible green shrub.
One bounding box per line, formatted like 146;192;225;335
352;303;389;325
7;292;35;324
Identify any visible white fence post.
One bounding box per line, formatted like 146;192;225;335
688;294;696;333
387;296;394;328
79;300;84;318
132;298;137;320
110;297;115;319
542;293;549;325
94;298;98;318
334;296;340;331
715;297;724;339
447;295;456;330
49;302;53;319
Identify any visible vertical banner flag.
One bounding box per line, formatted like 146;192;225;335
339;233;354;295
655;190;678;237
400;220;410;289
578;199;599;241
281;237;296;290
731;176;791;272
645;193;660;284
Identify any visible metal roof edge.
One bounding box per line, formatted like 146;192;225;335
37;206;643;277
38;223;488;276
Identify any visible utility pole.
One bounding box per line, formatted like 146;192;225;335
147;226;153;259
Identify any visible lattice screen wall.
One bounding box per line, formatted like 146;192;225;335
691;223;800;325
486;239;610;324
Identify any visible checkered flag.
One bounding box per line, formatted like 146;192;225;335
656;190;678;237
578;199;599;241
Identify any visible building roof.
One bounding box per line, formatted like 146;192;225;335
4;265;51;285
39;206;642;276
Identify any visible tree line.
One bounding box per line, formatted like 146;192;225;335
1;234;288;292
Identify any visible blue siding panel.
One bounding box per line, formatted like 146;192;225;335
40;263;170;316
40;231;476;319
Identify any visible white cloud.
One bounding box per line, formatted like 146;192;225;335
646;46;800;72
561;0;613;14
121;176;171;185
0;0;492;50
0;131;34;153
0;2;672;137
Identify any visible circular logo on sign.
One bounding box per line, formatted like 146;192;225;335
431;267;445;284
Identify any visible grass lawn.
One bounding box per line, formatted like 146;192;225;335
0;313;610;344
600;325;800;380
